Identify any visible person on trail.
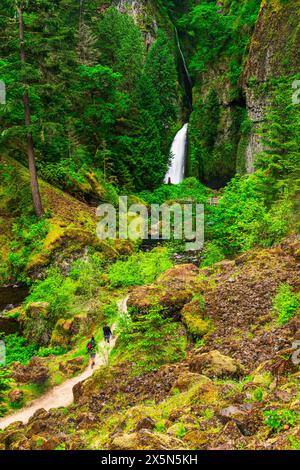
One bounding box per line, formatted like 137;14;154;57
103;325;112;344
87;336;97;369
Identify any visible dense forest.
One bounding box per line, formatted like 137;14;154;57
0;0;300;453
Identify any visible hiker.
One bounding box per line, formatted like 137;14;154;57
103;325;112;344
87;336;97;369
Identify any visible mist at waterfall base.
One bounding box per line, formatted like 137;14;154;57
164;124;188;185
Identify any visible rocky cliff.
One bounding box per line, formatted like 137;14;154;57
188;0;300;185
242;0;300;173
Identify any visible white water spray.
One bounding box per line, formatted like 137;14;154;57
164;123;188;185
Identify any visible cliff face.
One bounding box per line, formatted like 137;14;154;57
188;0;300;185
112;0;159;47
242;0;300;173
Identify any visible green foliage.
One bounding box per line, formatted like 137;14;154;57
201;242;225;267
26;268;76;324
138;177;211;205
0;368;12;417
253;387;264;402
37;345;67;358
69;254;104;297
119;305;186;374
108;248;172;288
175;422;187;439
102;302;119;325
1;333;38;365
264;409;300;433
184;0;261;183
0;3;178;194
8;214;50;282
257;77;300;201
272;284;300;326
0;333;66;366
179;2;232;74
208;174;292;254
179;0;260;78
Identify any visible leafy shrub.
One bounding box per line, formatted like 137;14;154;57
272;284;300;326
8;215;50;282
108;248;172;287
138;177;210;205
201;242;225;267
0;368;11;417
1;333;38;365
253;388;264;402
175;423;187;439
37;346;67;357
208;174;292;254
1;333;66;368
26;268;76;324
118;305;186;374
69;254;104;297
264;409;300;433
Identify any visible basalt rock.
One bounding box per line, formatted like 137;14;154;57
12;357;49;384
108;429;187;451
189;350;244;379
128;264;203;317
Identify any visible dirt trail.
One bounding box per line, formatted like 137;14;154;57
0;297;128;430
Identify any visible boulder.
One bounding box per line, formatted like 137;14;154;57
40;436;62;451
189;350;244;378
218;404;262;436
59;357;84;376
172;371;211;393
109;430;187;450
181;300;212;338
135;417;155;431
128;264;203;317
183;429;208;448
8;388;24;404
50;318;73;347
2;431;28;450
12;357;49;384
22;302;51;346
51;315;90;347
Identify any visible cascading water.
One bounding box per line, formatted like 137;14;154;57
175;27;193;111
164;123;188;185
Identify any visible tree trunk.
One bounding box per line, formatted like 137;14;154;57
17;4;44;218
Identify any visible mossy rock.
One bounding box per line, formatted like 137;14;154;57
50;318;72;347
128;264;203;317
172;371;211;393
22;302;51;347
189;350;245;379
181;300;212;339
109;429;187;451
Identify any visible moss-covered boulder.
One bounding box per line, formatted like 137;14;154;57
22;302;51;347
50;314;91;347
189;350;244;379
59;357;85;377
128;264;203;317
12;357;49;384
181;299;212;339
109;429;187;450
172;371;211;393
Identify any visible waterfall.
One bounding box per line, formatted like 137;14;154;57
175;27;192;110
164;123;188;185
